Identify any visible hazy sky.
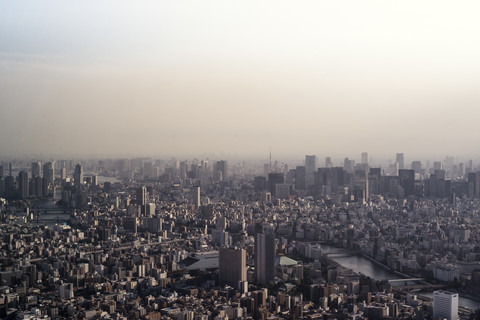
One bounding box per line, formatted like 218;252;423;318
1;0;480;160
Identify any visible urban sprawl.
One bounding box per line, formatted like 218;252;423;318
0;153;480;320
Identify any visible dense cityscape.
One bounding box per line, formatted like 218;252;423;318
0;153;480;319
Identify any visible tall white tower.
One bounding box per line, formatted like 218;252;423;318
433;290;458;320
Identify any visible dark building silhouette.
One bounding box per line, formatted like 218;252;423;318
255;229;275;285
219;247;247;286
18;171;28;200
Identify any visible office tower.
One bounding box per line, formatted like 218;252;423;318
433;290;458;320
179;161;188;178
411;161;422;175
396;153;405;170
468;172;480;198
43;162;55;185
214;160;228;181
268;172;284;196
34;176;43;198
73;164;83;190
255;230;275;284
0;165;3;177
219;247;247;286
305;155;317;187
18;171;29;200
9;163;12;176
136;186;147;206
343;158;355;174
31;162;41;178
192;186;201;208
325;157;332;168
369;168;381;195
390;162;399;176
433;161;443;172
361;152;368;166
354;170;368;202
398;169;415;196
295;166;306;191
5;176;15;199
254;176;267;192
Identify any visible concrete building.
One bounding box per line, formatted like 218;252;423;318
255;232;275;285
433;290;458;320
219;247;247;286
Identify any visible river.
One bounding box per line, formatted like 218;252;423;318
319;244;480;311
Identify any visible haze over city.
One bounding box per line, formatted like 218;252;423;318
4;2;480;319
2;0;480;159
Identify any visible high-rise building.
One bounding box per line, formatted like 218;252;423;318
136;187;147;206
192;186;200;208
43;162;55;185
34;176;43;198
0;165;3;177
411;161;422;175
254;176;267;192
255;230;275;285
18;171;29;200
219;247;247;286
305;155;317;187
361;152;368;166
5;176;15;199
399;169;415;196
433;290;458;320
268;173;284;196
354;170;368;202
73;164;83;190
214;160;228;181
344;158;355;174
396;153;405;170
31;162;41;178
295;166;306;191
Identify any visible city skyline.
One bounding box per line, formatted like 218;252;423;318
2;1;480;158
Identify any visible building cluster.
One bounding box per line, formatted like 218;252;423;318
0;154;479;319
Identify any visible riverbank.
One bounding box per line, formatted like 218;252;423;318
318;243;480;310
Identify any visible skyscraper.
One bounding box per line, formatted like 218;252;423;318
396;153;405;170
361;152;368;166
294;166;306;191
398;169;415;196
214;160;228;181
192;186;200;208
255;229;275;285
136;186;147;206
219;247;247;286
43;162;55;185
305;155;317;187
31;162;41;178
73;164;83;190
18;171;29;200
433;290;458;320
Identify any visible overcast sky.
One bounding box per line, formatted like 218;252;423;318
1;0;480;160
